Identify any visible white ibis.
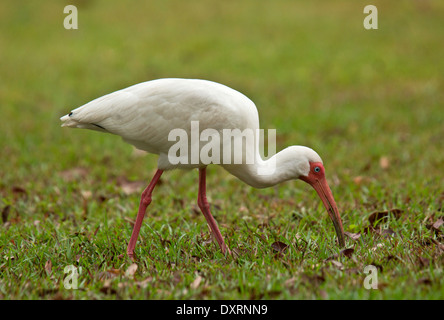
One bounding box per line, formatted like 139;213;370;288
60;78;345;258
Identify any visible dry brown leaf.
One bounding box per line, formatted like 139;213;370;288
341;248;355;258
417;278;432;285
353;176;364;185
125;263;138;278
271;241;288;253
329;260;344;270
2;205;11;223
59;167;89;182
326;248;354;261
379;156;390;169
426;217;443;237
116;176;146;195
81;190;92;200
44;259;52;275
284;277;297;287
432;218;443;230
190;275;202;290
344;232;361;241
136;277;153;289
98;268;122;280
12;186;27;195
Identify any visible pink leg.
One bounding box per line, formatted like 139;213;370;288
126;169;163;258
198;167;231;255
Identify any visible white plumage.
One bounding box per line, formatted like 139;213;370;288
61;78;345;257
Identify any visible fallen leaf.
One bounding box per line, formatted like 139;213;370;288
59;167;89;182
325;247;354;260
368;209;403;226
379;156;390;169
353;176;364;185
426;217;443;236
340;248;355;258
417;278;432;285
80;190;92;200
329;260;344;270
190;275;202;290
136;277;153;289
98;268;121;280
271;241;288;253
125;263;138;278
107;268;121;275
44;259;52;275
12;186;28;199
238;206;249;214
344;232;361;241
284;277;297;287
433;218;444;229
1;205;11;223
117;177;146;195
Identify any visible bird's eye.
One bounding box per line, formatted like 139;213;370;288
314;166;320;173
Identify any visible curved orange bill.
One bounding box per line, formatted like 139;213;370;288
304;176;345;247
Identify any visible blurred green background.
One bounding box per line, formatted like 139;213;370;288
0;0;443;299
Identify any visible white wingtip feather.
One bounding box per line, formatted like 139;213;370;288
60;114;79;128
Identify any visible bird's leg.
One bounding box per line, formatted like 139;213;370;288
126;169;163;259
197;167;231;256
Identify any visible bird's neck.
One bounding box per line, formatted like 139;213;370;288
221;148;299;189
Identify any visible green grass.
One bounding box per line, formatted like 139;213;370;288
1;0;443;299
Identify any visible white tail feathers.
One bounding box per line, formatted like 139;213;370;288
60;114;80;128
60;113;107;132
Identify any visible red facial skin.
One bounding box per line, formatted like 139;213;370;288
300;162;345;247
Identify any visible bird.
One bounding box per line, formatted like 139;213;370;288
60;78;345;258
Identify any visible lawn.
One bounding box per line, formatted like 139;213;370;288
0;0;443;300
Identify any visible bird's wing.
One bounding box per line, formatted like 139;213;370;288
60;79;260;155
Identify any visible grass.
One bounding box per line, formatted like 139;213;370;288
1;0;443;299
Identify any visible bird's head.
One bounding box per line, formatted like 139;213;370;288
289;146;346;247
